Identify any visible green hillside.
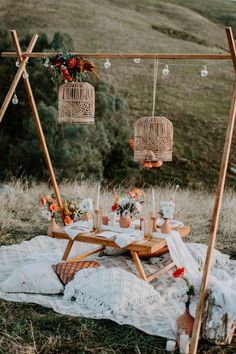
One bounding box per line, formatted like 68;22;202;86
0;0;236;188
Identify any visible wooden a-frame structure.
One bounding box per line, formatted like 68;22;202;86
0;28;236;353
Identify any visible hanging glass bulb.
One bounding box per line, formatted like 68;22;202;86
12;93;18;105
133;58;141;64
104;58;111;69
23;72;29;79
15;60;20;68
201;65;208;77
162;64;169;76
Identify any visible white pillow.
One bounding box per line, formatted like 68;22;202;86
0;262;64;294
64;267;160;313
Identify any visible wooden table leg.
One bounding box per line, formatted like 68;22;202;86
130;251;147;281
67;246;105;263
62;239;74;261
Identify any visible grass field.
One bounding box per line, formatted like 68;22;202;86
0;180;236;353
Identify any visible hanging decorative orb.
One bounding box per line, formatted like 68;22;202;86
201;65;208;77
12;93;19;105
162;64;169;76
134;116;173;162
58;82;95;124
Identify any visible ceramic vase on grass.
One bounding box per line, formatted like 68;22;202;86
47;217;61;237
176;305;194;349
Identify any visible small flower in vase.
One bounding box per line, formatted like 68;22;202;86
40;194;60;236
111;190;144;228
173;267;195;340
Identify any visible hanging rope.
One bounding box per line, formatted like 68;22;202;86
152;56;159;117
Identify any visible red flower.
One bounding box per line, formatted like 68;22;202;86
111;203;118;212
41;198;46;205
60;67;72;81
67;57;77;69
173;267;185;278
55;58;64;67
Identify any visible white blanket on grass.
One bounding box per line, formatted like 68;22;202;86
0;236;235;340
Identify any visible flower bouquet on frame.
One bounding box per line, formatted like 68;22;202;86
111;189;144;228
172;267;195;341
42;53;98;83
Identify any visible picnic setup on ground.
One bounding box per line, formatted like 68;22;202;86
0;27;236;354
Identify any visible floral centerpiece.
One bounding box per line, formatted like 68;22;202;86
173;267;195;340
41;195;61;236
42;53;98;83
62;198;93;224
111;189;144;228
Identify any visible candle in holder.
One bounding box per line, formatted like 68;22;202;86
166;339;176;352
96;182;101;209
152;188;156;215
179;334;190;354
93;209;102;232
144;217;153;240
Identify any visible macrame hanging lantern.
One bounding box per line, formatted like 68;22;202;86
58;82;95;124
133;59;173;165
134;116;173;162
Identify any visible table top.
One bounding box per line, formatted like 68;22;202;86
52;226;190;254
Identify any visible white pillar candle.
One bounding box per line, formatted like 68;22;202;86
96;182;101;210
179;334;190;354
152;188;155;215
166;339;176;352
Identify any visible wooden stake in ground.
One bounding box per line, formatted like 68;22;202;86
190;27;236;354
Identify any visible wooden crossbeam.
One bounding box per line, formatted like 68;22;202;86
0;52;232;60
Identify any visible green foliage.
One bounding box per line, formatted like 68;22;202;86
0;31;134;184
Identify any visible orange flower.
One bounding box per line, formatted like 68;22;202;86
64;215;72;224
151;161;163;168
173;267;185;278
49;204;58;212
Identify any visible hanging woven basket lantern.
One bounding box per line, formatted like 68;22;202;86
134;116;173;162
58;82;95;124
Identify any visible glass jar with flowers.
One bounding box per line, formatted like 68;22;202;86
111;189;144;228
41;195;61;236
172;267;195;345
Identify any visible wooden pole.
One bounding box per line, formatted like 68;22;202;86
0;34;38;122
0;52;232;60
9;30;63;213
190;27;236;354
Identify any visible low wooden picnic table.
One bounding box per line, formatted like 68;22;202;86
52;226;190;282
